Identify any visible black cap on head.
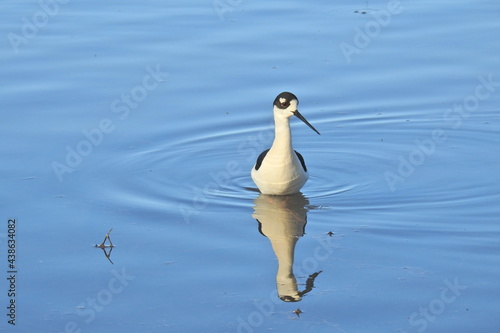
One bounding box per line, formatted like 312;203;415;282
273;92;299;109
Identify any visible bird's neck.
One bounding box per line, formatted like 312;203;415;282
271;116;293;153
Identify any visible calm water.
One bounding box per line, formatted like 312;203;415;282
1;0;500;332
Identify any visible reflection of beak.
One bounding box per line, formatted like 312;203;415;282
293;110;321;135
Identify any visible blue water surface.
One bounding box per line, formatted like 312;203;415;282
1;0;500;332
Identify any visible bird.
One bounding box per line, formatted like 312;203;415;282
251;92;320;195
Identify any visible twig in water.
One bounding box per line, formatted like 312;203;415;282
95;228;114;248
94;228;115;264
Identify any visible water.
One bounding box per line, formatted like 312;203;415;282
1;0;500;332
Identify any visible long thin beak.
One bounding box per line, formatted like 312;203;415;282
293;110;321;135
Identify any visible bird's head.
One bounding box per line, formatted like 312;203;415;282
273;92;299;118
273;92;320;135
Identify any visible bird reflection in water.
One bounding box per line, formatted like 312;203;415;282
252;193;322;302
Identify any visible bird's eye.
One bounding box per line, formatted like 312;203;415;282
277;97;291;109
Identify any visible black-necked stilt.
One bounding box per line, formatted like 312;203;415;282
251;92;320;195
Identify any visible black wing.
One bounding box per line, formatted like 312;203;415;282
295;150;307;172
254;149;270;170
